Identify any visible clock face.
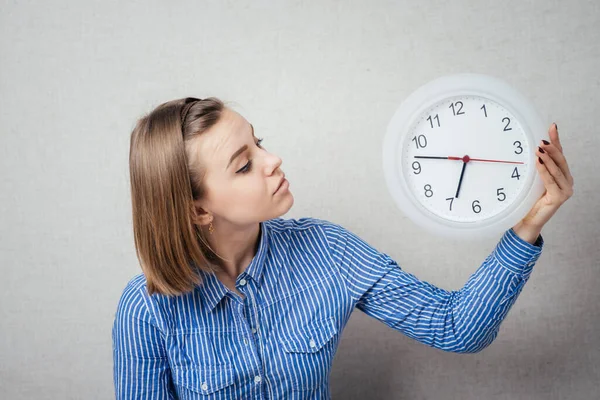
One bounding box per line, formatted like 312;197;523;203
383;73;546;239
401;95;531;223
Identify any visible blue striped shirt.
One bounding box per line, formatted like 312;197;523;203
112;217;543;399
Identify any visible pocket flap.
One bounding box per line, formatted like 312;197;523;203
173;364;235;394
280;317;337;353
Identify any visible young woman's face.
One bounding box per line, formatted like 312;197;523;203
193;107;294;226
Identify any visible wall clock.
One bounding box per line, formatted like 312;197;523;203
382;73;546;239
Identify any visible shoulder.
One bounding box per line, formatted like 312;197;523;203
118;273;148;301
114;273;155;321
265;216;345;235
265;216;327;230
264;216;349;249
112;274;169;353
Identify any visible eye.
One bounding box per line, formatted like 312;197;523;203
237;138;265;174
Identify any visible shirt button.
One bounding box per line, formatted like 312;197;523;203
251;328;257;334
201;382;208;391
239;278;247;286
243;338;249;345
309;339;317;348
254;375;262;384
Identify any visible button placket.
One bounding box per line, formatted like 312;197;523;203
241;286;270;394
245;289;261;343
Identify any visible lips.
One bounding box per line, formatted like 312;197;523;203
274;175;286;194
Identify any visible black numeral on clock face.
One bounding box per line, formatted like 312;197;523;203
412;161;421;174
472;200;481;213
511;167;521;180
412;135;428;149
497;188;506;201
503;117;512;131
427;114;440;128
513;141;523;154
449;101;465;116
424;184;433;198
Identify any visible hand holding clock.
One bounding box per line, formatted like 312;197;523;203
512;123;574;244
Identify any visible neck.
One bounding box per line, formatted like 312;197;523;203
205;221;261;281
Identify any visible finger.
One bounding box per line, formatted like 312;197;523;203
535;156;561;196
536;146;571;194
548;123;563;153
539;139;574;186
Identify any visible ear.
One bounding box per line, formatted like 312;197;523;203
191;200;212;226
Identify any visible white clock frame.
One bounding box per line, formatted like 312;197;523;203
382;73;546;239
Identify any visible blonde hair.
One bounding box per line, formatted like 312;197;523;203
129;97;225;296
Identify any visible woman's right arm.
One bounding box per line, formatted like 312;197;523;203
112;277;176;399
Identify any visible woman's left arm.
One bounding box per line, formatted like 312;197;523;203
512;123;574;243
322;124;574;354
324;221;544;354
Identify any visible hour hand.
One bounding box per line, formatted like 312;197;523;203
455;161;467;198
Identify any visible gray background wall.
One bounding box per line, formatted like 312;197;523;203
1;0;599;398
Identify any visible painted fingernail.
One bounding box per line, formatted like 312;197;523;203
538;157;544;164
542;140;550;145
538;146;545;154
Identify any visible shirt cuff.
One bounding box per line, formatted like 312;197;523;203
493;228;544;278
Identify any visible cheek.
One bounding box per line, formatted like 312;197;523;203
226;179;270;219
247;177;269;199
209;175;270;210
230;178;269;204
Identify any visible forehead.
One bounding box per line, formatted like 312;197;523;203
195;108;251;173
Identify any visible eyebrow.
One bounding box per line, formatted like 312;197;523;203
226;124;255;170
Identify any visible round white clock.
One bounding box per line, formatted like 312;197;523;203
382;73;546;239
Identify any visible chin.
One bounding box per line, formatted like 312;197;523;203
273;192;294;219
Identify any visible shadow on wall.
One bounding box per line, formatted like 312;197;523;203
329;307;594;398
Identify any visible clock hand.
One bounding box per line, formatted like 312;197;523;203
414;155;524;164
448;156;524;164
455;161;467;198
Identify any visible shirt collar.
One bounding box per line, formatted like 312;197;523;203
242;220;269;288
196;271;228;314
197;220;270;313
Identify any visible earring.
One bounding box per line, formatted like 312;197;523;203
208;221;214;235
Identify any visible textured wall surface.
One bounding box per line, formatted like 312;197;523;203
1;0;598;398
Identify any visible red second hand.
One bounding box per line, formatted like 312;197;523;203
447;155;524;165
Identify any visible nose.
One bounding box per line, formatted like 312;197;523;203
265;151;283;174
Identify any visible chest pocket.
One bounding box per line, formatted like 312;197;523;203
172;364;235;399
279;316;339;391
167;329;238;399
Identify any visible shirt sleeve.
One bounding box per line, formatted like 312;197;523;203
321;221;544;353
112;277;176;399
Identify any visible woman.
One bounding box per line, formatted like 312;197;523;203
112;97;574;399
